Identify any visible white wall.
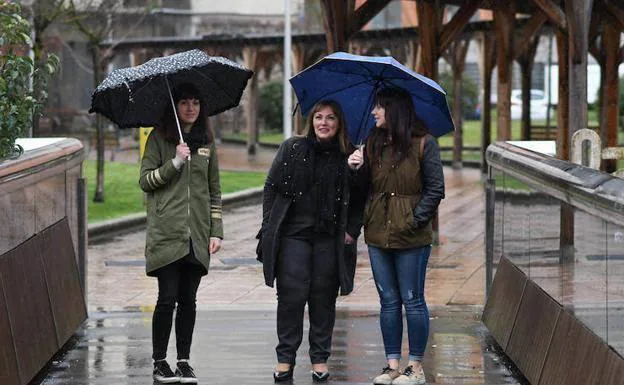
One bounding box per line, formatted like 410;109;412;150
545;63;624;104
190;0;301;15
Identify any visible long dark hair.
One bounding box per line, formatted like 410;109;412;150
300;99;352;154
367;87;429;165
157;82;214;145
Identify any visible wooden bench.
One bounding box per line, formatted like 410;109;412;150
529;125;599;141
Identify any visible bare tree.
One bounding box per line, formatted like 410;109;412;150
24;0;69;137
67;0;148;203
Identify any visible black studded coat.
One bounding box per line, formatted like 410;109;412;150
257;136;365;295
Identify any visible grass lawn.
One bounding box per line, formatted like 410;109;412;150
83;161;266;223
222;131;284;145
226;109;621;166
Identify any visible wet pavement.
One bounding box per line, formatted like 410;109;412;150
39;308;525;385
32;143;530;384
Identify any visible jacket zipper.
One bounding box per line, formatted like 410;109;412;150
187;158;191;237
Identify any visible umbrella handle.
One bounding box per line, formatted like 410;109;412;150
165;77;190;161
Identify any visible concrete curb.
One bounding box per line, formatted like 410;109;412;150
88;186;264;243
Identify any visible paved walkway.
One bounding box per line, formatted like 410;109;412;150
86;167;486;312
33;144;527;384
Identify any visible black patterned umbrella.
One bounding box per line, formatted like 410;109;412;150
89;49;253;136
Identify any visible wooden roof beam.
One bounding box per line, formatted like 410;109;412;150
348;0;392;37
514;10;548;58
531;0;567;31
320;0;349;52
439;0;484;53
604;0;624;31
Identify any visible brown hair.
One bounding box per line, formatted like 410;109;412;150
157;82;214;144
300;100;351;154
367;87;428;165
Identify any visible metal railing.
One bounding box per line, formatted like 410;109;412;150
485;141;624;355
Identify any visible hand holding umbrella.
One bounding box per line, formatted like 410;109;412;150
347;144;365;170
165;77;192;160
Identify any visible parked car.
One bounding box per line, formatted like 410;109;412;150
510;89;549;120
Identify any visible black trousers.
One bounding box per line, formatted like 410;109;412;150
275;236;339;365
152;252;203;361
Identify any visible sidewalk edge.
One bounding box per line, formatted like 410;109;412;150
87;186;264;242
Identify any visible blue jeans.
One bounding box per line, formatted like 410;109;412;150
368;245;431;362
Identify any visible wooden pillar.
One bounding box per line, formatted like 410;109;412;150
243;47;259;156
562;0;594;264
416;0;441;244
517;37;539;140
320;0;349;53
601;20;620;173
416;0;440;79
565;0;594;146
556;30;570;160
493;0;515;141
292;44;308;136
445;37;470;169
555;29;574;263
479;32;496;175
512;9;547;140
406;40;418;71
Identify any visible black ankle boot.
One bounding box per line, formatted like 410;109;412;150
312;370;330;382
273;366;294;382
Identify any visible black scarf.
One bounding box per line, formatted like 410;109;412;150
182;126;208;153
311;139;345;235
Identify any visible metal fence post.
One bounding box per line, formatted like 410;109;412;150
485;169;495;299
77;177;88;304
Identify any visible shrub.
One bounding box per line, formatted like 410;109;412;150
438;71;480;120
0;2;58;159
258;81;283;132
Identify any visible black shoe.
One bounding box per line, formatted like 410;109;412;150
312;370;330;382
153;360;180;383
273;366;294;382
175;361;198;384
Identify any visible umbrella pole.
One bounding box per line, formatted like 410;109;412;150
165;77;185;143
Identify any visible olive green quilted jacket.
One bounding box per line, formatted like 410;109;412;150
139;130;223;276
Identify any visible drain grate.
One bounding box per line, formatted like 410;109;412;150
105;260;145;267
429;264;458;269
505;250;561;259
586;254;624;261
220;258;261;266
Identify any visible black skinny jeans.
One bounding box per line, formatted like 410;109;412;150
276;236;339;365
152;252;204;361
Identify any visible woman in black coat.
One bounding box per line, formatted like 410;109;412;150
257;100;364;383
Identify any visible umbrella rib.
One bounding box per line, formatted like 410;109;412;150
304;78;373;109
354;85;377;144
189;66;237;104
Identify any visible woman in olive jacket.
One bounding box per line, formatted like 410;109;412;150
257;100;364;383
139;83;223;384
348;87;445;385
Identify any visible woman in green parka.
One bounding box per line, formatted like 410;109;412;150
139;83;222;384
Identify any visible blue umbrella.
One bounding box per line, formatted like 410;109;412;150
289;52;454;144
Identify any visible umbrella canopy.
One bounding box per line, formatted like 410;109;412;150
290;52;454;144
90;49;253;129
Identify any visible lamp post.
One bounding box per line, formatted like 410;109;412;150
283;0;293;139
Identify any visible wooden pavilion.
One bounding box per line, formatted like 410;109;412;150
101;0;623;175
